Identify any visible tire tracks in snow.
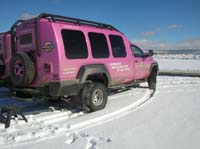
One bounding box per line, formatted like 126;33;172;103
1;76;200;148
0;88;151;148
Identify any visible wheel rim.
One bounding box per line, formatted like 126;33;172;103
14;60;24;80
92;89;104;106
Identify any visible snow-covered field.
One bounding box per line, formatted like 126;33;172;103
156;59;200;74
0;53;200;149
155;54;200;75
154;53;200;60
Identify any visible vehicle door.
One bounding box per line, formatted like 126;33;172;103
15;20;36;54
0;35;4;57
131;45;148;80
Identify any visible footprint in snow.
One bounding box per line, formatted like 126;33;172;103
65;131;111;148
79;132;112;149
85;137;97;149
65;132;78;144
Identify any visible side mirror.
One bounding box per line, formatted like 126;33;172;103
149;50;154;56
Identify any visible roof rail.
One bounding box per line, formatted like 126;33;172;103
37;13;119;31
10;20;25;55
10;20;25;34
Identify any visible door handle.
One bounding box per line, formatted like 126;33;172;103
135;60;138;63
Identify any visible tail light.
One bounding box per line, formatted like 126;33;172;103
44;63;52;73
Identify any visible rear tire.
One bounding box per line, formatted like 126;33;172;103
82;82;108;111
10;53;35;87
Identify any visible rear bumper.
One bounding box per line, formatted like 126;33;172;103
13;80;80;97
0;80;4;87
0;78;10;87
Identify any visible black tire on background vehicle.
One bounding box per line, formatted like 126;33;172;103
0;57;5;76
10;53;35;87
148;68;157;90
82;82;108;111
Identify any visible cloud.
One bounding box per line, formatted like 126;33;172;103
141;31;156;37
133;39;170;50
19;12;37;20
168;24;183;29
174;38;200;49
140;24;183;37
140;28;161;37
133;38;200;50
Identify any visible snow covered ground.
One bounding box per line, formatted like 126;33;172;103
154;53;200;60
155;54;200;75
0;54;200;149
156;59;200;74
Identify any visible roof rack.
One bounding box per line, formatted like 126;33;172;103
10;20;25;34
37;13;119;31
9;13;120;56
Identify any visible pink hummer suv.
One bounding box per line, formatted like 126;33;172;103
9;13;158;111
0;32;12;86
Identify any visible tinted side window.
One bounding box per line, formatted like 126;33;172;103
0;44;2;51
131;45;144;57
89;33;109;58
109;35;126;58
62;29;88;59
20;34;32;45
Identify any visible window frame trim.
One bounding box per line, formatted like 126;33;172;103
131;45;144;57
19;33;33;45
109;34;127;58
61;29;89;60
88;32;110;59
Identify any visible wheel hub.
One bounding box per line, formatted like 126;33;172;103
92;89;104;106
14;60;24;80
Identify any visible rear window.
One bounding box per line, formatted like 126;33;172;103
89;32;109;58
20;34;32;45
61;29;88;59
109;35;126;58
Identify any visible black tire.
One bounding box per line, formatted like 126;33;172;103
47;97;61;103
0;57;5;76
10;53;35;87
148;68;157;90
82;82;108;111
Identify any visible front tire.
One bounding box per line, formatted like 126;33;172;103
148;68;157;90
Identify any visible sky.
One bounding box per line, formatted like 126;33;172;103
0;0;200;50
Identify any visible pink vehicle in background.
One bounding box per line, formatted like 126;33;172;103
0;32;12;86
8;13;158;111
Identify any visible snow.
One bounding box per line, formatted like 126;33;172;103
154;53;200;60
156;59;200;73
0;53;200;149
155;53;200;74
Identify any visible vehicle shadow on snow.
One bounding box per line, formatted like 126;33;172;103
0;88;82;116
0;87;10;98
0;84;150;116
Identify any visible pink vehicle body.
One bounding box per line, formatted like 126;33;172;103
9;13;158;111
0;32;11;85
